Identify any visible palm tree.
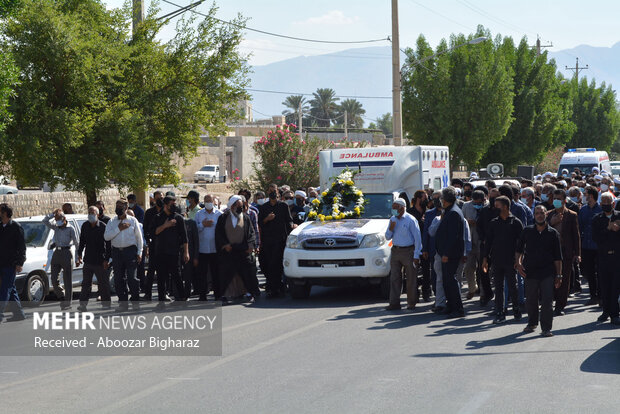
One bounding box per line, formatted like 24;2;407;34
338;99;366;129
309;88;339;127
281;95;308;126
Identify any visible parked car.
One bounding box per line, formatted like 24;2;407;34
0;184;18;195
194;165;220;183
610;161;620;178
13;214;113;307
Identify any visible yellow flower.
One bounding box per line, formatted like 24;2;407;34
355;191;363;197
312;198;320;205
326;216;333;221
354;207;361;214
339;214;345;219
318;214;325;221
308;211;317;218
321;191;328;197
346;180;354;186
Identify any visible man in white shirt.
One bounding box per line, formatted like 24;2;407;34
195;194;222;300
104;198;144;311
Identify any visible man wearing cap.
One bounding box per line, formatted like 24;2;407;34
385;198;422;311
43;208;79;310
291;190;307;225
184;190;201;220
127;194;145;224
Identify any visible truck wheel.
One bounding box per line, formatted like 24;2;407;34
21;273;48;307
289;281;311;299
378;275;390;299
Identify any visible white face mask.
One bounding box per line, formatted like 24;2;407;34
600;184;609;192
257;199;266;206
286;200;294;206
87;214;97;224
204;202;214;211
128;203;135;208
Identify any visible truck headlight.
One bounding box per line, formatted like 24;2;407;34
286;234;302;249
360;233;387;248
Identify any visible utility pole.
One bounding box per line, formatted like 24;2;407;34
532;36;553;56
132;0;144;35
391;0;403;146
344;110;348;140
298;102;303;136
566;57;589;81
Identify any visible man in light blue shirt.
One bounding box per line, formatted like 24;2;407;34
195;194;222;301
384;198;422;311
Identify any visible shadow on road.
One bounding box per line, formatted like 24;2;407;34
580;337;620;374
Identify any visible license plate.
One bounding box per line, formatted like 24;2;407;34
321;264;338;269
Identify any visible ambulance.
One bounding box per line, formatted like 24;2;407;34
557;148;611;176
283;145;450;299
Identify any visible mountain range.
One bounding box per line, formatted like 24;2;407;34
249;43;620;125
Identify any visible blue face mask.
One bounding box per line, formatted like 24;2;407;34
541;194;549;202
552;200;563;209
520;197;528;205
391;209;400;216
579;188;585;193
569;196;580;204
473;203;483;210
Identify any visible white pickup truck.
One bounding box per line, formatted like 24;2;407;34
283;145;450;299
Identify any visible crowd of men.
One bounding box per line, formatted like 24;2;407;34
0;168;619;336
386;168;620;337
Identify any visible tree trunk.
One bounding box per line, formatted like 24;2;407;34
86;189;97;208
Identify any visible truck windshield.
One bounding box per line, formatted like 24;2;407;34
19;222;50;247
319;193;393;219
558;164;597;175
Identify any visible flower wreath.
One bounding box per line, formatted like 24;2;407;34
308;169;366;221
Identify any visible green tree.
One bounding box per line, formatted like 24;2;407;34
375;112;393;136
309;88;339;127
337;98;365;128
281;94;309;125
566;78;619;151
0;0;249;205
481;38;575;171
402;28;514;170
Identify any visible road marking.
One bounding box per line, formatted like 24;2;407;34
457;391;491;414
0;308;303;391
0;372;18;374
99;306;360;413
165;377;200;381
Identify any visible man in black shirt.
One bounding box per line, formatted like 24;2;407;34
143;191;163;301
516;205;563;337
408;190;430;301
95;200;111;224
0;203;27;322
482;196;524;324
77;206;112;311
591;193;620;325
476;187;498;306
151;195;189;309
258;183;294;297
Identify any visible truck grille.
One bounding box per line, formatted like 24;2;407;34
298;259;365;267
303;238;358;250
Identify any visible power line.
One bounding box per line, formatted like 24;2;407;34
456;0;537;38
406;0;477;33
246;88;392;100
161;0;389;44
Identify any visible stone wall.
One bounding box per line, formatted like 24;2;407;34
0;189;121;219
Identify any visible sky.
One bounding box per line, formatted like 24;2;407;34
105;0;620;66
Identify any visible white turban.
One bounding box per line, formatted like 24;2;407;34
393;198;407;207
594;175;603;181
227;195;243;209
592;167;600;173
295;190;307;198
543;172;553;178
470;172;478;178
614;178;620;185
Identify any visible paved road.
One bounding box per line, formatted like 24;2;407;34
0;286;618;413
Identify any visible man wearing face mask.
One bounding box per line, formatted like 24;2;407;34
290;190;307;225
253;191;266;209
385;198;422;311
540;183;556;211
143;191;164;301
151;195;189;310
95;200;110;224
546;189;580;316
127;194;145;224
196;194;222;300
482;196;524;324
104;199;144;311
407;190;431;301
259;184;294;298
462;190;486;300
43;208;79;310
598;177;616;204
183;190;201;220
476;187;499;306
76;206;112;311
591;193;620;325
215;196;259;304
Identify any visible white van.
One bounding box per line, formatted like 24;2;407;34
283;145;450;299
558;148;611;176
